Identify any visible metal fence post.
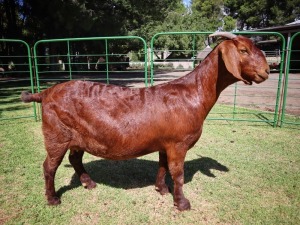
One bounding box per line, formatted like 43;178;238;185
280;32;300;127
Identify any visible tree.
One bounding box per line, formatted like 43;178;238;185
223;16;237;31
266;0;300;26
2;0;299;49
192;0;223;21
224;0;300;30
140;1;215;54
191;0;229;31
1;0;23;39
1;0;183;41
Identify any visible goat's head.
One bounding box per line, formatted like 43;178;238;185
210;32;270;85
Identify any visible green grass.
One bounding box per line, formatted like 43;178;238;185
0;91;299;224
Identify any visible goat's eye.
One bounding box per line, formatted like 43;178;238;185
240;49;248;54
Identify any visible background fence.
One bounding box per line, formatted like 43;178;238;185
0;32;299;127
280;32;300;127
150;31;286;127
0;39;37;121
33;36;148;92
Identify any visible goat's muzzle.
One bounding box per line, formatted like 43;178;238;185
254;68;270;84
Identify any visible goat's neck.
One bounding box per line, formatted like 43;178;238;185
194;51;238;116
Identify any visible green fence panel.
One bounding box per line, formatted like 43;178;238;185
1;32;292;126
280;32;300;127
33;36;148;92
0;39;37;121
150;31;285;126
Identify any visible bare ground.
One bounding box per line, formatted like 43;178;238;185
148;71;300;116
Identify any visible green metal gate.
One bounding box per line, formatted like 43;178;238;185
0;39;37;121
280;32;300;127
150;31;286;127
1;32;297;127
33;36;148;92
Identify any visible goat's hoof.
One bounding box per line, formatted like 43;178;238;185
155;184;170;195
81;174;97;189
47;196;61;206
83;180;97;190
174;198;191;211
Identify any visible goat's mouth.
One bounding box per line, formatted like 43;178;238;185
243;80;253;85
243;73;268;85
255;73;269;83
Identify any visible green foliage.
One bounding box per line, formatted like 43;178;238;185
223;16;237;31
1;0;299;54
146;1;217;51
1;0;183;40
192;0;223;20
224;0;300;30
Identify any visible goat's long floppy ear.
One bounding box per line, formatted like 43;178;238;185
218;41;250;84
219;41;241;79
209;32;250;84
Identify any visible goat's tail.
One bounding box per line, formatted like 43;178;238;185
21;91;43;103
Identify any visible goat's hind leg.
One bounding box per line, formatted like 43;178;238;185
69;149;96;189
43;146;68;205
155;152;170;195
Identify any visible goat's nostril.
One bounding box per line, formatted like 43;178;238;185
266;68;270;75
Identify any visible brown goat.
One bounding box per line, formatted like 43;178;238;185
21;32;270;211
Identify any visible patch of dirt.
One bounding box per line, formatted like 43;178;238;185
149;71;300;116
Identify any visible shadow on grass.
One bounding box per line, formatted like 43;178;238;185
57;156;229;197
255;113;274;126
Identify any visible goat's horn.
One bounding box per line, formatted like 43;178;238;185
209;32;237;39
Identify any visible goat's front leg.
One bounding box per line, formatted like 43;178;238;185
69;149;96;189
167;150;190;211
155;151;170;195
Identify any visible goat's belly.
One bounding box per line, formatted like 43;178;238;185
74;137;157;160
86;145;156;160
